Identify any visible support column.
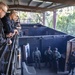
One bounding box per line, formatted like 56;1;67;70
53;10;57;29
43;12;45;25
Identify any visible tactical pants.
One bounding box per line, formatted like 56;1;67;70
53;60;59;73
34;57;41;69
68;64;75;75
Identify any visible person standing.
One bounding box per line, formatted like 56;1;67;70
52;48;61;73
68;51;75;75
0;2;8;74
44;46;52;68
33;47;41;69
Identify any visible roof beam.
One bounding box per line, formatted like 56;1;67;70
8;4;69;12
43;0;75;5
49;4;70;11
8;5;49;11
9;8;43;13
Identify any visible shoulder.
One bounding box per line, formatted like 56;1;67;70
38;50;41;53
1;15;9;22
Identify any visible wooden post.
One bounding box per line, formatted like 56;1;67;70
53;10;57;29
65;41;72;71
43;12;45;25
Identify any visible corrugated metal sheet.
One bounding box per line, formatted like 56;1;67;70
2;0;72;12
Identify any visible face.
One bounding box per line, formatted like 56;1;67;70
12;13;18;21
48;48;50;50
0;6;7;18
36;47;38;50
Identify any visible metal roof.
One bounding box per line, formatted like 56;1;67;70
1;0;75;12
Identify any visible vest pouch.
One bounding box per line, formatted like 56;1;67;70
0;34;6;47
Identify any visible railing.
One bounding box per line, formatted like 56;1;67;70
6;35;17;75
0;35;18;75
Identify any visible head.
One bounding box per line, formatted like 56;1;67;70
55;48;58;52
9;10;18;21
72;51;75;57
36;47;38;50
0;2;8;18
48;46;51;50
14;15;19;22
73;48;75;52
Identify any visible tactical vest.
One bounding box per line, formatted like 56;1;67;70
0;19;6;47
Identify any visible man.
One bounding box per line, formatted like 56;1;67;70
0;2;8;46
0;1;8;74
1;10;19;38
32;47;41;69
0;2;12;39
0;2;8;18
68;50;75;75
44;46;53;67
52;48;61;73
0;2;8;32
14;16;21;30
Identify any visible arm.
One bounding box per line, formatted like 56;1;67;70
58;52;61;58
1;16;14;34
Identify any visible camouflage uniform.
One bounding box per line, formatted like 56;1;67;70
33;48;41;69
44;47;52;68
68;51;75;75
52;48;61;73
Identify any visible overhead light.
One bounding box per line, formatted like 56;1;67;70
32;0;43;2
45;1;52;4
33;0;53;4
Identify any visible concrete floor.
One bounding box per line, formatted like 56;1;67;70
17;67;75;75
32;63;67;75
21;63;75;75
36;68;69;75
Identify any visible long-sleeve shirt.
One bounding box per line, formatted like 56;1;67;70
1;15;14;34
